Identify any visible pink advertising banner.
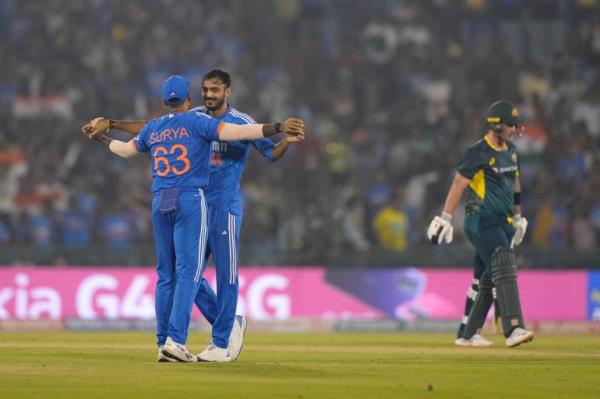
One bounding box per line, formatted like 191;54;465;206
0;267;589;321
413;269;587;321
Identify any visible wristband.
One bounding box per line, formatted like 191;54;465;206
274;122;282;133
262;124;279;137
109;119;116;130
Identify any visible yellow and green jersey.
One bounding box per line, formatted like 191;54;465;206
457;136;519;218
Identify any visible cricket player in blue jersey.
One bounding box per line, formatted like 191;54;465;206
191;69;302;361
82;75;305;362
84;70;302;362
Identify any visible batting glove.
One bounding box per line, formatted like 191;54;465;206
510;214;528;248
427;212;454;245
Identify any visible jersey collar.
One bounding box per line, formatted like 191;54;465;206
212;104;232;121
484;135;508;152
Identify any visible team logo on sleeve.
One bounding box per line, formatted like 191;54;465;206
489;157;496;166
511;153;518;163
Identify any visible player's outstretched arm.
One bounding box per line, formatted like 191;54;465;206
218;117;305;142
106;139;139;158
81;118;147;139
82;127;139;158
427;172;471;244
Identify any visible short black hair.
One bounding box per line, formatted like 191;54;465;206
202;69;231;87
165;94;191;109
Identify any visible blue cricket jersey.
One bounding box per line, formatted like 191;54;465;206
134;110;223;192
193;105;275;215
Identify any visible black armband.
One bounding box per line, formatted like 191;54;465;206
513;192;521;205
98;134;113;146
262;122;284;137
262;124;278;137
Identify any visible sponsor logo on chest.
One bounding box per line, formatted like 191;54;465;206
211;141;228;153
489;152;518;174
491;165;519;174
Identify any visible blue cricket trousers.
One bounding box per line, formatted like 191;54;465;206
194;207;241;349
153;188;208;346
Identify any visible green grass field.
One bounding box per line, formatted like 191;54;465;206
1;331;599;399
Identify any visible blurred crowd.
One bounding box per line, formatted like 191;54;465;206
1;0;600;265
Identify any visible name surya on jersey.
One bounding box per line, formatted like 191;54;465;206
147;126;191;145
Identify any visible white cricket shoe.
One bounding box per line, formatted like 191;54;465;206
505;327;534;347
157;345;176;362
161;337;197;362
228;315;247;360
197;342;232;362
455;334;493;347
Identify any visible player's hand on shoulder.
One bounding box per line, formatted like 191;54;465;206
81;117;110;140
427;213;454;245
281;117;305;138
